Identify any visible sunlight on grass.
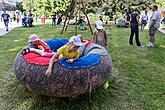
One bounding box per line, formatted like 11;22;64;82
13;40;20;42
7;47;21;52
0;24;165;110
159;45;165;48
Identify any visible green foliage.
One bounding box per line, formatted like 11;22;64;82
84;0;155;18
16;2;24;12
156;0;165;8
23;0;71;17
22;0;158;18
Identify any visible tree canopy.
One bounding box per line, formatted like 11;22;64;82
84;0;155;18
22;0;71;17
156;0;165;8
22;0;158;17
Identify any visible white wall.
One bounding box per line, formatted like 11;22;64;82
0;0;16;6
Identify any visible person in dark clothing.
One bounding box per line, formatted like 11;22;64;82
1;10;10;31
124;12;130;25
129;8;142;47
28;10;34;27
57;14;62;25
52;12;56;27
13;14;16;22
22;12;28;27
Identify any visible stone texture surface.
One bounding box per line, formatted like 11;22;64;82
13;44;112;97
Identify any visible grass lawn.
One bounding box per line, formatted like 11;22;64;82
0;24;165;110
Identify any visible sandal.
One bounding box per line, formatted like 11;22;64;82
26;48;30;53
21;48;30;55
21;49;26;55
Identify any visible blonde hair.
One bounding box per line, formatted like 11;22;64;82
77;34;83;42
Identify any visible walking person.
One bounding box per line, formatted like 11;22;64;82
141;10;148;32
129;8;142;47
146;5;161;48
1;10;10;31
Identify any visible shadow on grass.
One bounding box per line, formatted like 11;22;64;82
1;73;122;110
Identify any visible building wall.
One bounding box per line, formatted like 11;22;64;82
0;0;16;6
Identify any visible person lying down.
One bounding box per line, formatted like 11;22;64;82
45;36;83;76
22;34;54;57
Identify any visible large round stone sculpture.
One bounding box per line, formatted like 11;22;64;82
13;43;112;97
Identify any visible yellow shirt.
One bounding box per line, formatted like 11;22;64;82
57;45;79;60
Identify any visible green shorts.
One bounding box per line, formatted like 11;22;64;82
149;27;158;37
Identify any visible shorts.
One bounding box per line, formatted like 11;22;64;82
4;20;9;26
141;20;147;26
149;27;158;37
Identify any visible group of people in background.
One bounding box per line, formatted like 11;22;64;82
0;9;65;31
21;10;35;27
129;4;161;48
1;4;164;49
0;9;36;30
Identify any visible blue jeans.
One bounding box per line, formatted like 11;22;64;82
52;19;56;27
4;20;9;26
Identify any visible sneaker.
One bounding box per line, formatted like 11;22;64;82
137;45;145;48
146;43;154;48
146;43;151;47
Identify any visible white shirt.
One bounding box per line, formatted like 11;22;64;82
141;14;148;21
149;10;161;29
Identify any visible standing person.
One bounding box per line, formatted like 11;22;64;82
57;14;62;25
22;11;27;27
1;10;10;31
60;16;64;31
28;10;34;27
124;12;130;25
51;12;56;27
146;5;161;48
10;13;13;23
141;10;148;32
41;14;46;24
16;11;20;25
129;8;142;47
13;13;16;22
93;20;108;50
